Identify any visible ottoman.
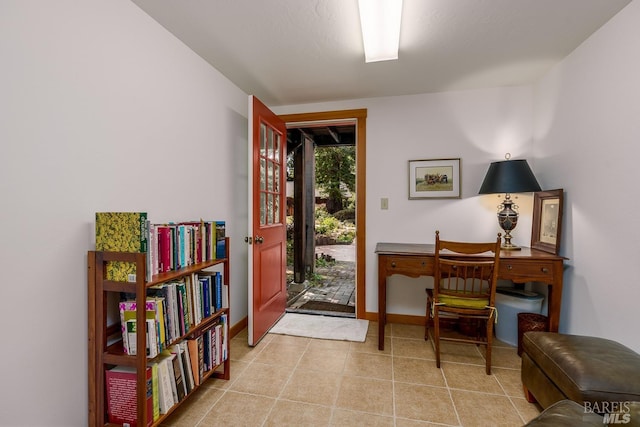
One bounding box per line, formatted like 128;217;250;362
521;332;640;410
525;400;640;426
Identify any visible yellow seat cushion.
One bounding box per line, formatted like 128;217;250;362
438;294;489;309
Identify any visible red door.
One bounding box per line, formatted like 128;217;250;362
248;96;287;346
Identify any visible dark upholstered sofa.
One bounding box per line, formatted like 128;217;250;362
521;332;640;426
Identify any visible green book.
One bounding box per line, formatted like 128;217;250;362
95;212;148;282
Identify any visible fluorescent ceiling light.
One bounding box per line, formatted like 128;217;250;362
358;0;403;63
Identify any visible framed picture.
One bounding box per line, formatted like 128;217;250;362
531;189;564;254
408;158;461;199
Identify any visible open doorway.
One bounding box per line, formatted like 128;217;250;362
285;126;356;317
278;109;367;319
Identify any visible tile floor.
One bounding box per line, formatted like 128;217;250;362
161;322;542;427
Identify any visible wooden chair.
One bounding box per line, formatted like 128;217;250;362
425;230;501;374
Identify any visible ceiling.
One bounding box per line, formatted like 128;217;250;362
130;0;630;107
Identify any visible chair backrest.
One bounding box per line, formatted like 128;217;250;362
433;230;501;307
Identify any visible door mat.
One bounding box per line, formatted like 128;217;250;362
299;300;355;313
269;313;368;342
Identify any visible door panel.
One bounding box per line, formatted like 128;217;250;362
248;95;287;346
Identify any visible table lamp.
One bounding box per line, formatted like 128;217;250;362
478;154;541;250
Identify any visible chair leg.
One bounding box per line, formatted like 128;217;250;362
434;310;441;368
485;317;494;375
424;296;431;341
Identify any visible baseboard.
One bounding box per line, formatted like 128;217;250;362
229;316;248;339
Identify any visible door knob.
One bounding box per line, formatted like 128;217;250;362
255;236;264;244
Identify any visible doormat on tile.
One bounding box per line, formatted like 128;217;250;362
299;300;355;313
269;313;368;342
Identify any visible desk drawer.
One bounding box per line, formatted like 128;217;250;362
499;260;556;282
383;256;433;276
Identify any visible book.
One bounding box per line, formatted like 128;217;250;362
214;271;223;311
221;313;228;361
215;323;223;366
189;274;202;326
181;220;205;263
186;338;200;386
105;365;153;427
154;355;175;414
176;280;190;334
169;345;187;401
150;362;160;421
147;223;158;279
156;225;173;273
215;221;225;259
198;274;212;318
119;300;159;357
95;212;148;282
179;341;195;393
148;282;177;344
204;221;216;260
159;350;179;404
150;296;167;351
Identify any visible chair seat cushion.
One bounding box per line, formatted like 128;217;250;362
438;294;488;309
523;332;640;404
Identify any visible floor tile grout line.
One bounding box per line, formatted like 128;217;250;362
259;336;311;427
176;324;536;427
390;329;397;427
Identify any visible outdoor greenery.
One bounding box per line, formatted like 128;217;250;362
315;206;356;243
285;144;356;285
315;146;356;213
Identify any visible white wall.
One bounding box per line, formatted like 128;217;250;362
0;1;249;425
532;0;640;352
2;0;638;425
276;1;640;355
275;86;537;317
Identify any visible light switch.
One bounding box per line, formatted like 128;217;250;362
381;198;389;210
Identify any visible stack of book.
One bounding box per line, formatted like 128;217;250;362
105;316;228;424
95;212;226;283
119;272;227;357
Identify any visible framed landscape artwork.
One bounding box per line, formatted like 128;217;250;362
531;189;564;254
408;158;461;199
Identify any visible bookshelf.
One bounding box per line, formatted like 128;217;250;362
88;237;230;427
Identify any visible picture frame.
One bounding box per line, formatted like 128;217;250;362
408;158;461;199
531;189;564;254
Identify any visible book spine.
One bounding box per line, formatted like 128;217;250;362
186;339;200;387
150;362;160;421
215;221;225;259
170;346;187;400
157;226;172;273
215;272;223;312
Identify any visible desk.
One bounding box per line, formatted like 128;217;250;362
376;242;566;351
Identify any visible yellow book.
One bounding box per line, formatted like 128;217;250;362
95;212;148;282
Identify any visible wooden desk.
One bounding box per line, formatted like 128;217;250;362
376;242;566;351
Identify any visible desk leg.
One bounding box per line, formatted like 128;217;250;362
547;271;563;333
378;259;387;350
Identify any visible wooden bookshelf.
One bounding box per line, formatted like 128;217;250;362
88;237;230;427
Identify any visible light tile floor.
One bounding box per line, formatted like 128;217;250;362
161;322;542;427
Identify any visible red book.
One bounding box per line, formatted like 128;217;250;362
105;366;153;427
157;226;172;273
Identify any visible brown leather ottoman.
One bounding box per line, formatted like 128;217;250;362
524;400;603;426
521;332;640;410
525;399;640;426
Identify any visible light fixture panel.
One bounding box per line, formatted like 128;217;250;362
358;0;403;63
